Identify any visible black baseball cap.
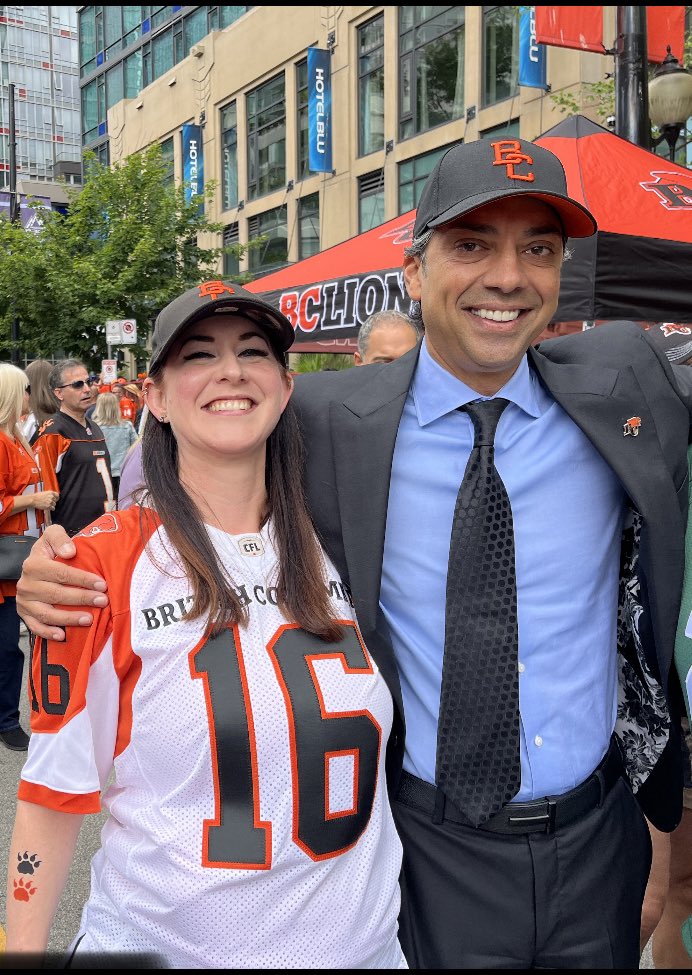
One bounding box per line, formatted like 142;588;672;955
413;137;597;239
149;280;295;371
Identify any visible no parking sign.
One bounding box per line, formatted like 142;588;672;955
105;319;138;344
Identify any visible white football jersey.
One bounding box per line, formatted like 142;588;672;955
20;508;405;969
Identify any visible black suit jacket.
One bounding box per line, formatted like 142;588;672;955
292;321;692;831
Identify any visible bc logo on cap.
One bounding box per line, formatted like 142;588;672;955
198;281;236;300
490;140;535;183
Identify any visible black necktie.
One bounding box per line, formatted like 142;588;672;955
436;398;521;827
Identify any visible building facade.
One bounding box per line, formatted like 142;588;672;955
76;6;688;289
0;5;81;222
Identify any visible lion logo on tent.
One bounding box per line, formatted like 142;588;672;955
640;170;692;210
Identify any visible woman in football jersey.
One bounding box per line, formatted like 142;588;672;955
0;364;58;752
6;283;406;969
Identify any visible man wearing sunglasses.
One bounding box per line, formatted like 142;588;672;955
32;360;115;536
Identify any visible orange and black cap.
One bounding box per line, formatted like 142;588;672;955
413;137;597;240
149;280;295;371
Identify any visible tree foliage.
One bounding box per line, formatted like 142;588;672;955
0;144;250;368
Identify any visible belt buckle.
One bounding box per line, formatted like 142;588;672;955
508;797;557;834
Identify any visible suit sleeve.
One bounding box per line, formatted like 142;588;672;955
675;445;692;724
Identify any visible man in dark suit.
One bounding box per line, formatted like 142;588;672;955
16;138;692;969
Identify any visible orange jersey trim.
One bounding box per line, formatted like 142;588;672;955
17;779;101;814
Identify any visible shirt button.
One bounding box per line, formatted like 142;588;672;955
534;735;543;747
518;662;525;673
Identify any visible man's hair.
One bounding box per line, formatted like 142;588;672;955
357;310;422;357
49;358;85;390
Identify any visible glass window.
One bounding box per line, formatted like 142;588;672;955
398;144;451;214
223;223;241;279
220;101;238;211
151;6;173;31
358;170;384;232
248;205;288;276
184;7;207;54
82;79;98;141
124;51;142;99
482;6;519;107
246;74;286;201
104;7;122;50
298;192;320;259
123;7;142;45
480;119;521;140
153;29;174;80
105;64;124;112
358;14;384;156
399;6;465;140
79;7;96;70
296;59;310;180
220;7;248;29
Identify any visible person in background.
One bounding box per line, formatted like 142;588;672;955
0;364;57;751
123;382;143;430
21;360;59;444
354;310;422;366
91;391;138;499
33;360;114;537
84;376;102;421
116;405;148;510
5;281;405;969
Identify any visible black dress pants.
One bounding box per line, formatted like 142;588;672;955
393;775;651;969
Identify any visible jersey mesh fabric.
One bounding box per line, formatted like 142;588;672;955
20;508;405;969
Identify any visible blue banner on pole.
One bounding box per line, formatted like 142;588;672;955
182;123;204;210
308;47;332;173
519;7;548;90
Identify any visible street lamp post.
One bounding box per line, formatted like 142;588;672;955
648;46;692;162
8;83;20;366
614;6;650;149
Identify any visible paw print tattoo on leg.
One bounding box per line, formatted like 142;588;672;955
13;878;37;901
17;851;41;875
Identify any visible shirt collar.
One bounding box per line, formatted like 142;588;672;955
411;337;548;426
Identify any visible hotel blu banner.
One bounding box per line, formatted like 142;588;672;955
307;47;333;173
519;7;548;90
182;123;204;209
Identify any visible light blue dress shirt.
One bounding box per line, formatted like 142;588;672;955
380;339;626;800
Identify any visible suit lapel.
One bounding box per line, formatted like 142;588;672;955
330;352;417;634
528;347;677;522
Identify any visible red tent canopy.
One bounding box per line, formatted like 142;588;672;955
247;114;692;351
535;115;692;323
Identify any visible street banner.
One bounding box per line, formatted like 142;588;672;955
182;122;204;210
535;6;685;62
308;47;332;173
519;8;548;90
0;192;51;233
647;6;685;63
535;6;604;53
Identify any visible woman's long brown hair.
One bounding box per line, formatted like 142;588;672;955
141;358;342;641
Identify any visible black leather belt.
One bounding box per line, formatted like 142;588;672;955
396;739;623;834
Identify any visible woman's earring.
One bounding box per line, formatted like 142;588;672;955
159;414;168;423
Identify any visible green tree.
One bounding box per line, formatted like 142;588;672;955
0;144;254;367
292;352;353;373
